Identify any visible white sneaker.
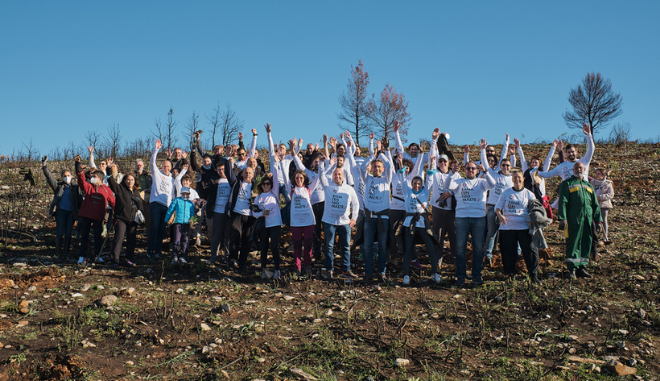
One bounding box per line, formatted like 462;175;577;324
171;256;178;265
273;270;280;280
195;234;201;247
432;273;442;284
179;258;188;264
403;275;410;285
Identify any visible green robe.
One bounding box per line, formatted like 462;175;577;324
557;176;602;270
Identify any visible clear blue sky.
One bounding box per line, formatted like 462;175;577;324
1;1;658;157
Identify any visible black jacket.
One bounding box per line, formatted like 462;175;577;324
190;141;220;201
108;175;144;223
42;165;83;218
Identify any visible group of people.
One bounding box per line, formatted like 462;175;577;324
41;121;614;285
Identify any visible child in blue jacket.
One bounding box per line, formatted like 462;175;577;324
165;187;196;264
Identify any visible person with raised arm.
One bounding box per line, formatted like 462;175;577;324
108;164;143;268
447;161;496;287
463;134;516;172
42;155;83;263
74;155;115;266
515;137;556;199
190;130;220;239
252;164;283;280
317;158;360;279
394;123;427;166
146;139;178;260
389;121;425;269
537;123;595;182
480;138;514;267
206;156;236;264
360;138;394;283
226;164;256;272
293;135;328;261
428;129;462;268
233;129;258;173
495;170;541;283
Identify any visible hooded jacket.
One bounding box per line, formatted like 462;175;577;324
108;175;143;223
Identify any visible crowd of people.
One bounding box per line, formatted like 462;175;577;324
41;122;615;285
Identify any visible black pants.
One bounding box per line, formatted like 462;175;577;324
229;213;255;269
499;229;538;279
112;219;138;263
260;225;281;270
79;216;103;260
431;207;456;258
210;212;229;260
404;226;439;276
312;202;325;258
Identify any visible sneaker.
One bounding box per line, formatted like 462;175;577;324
147;253;163;260
575;268;592;278
483;256;492;267
273;270;280;280
431;273;441;284
410;259;422;270
111;262;120;270
454;278;465;287
471;279;484;286
378;272;388;283
179;258;188;264
171;256;179;265
124;260;135;267
323;270;334;279
569;270;577;280
303;266;312;277
402;275;410;285
77;257;86;265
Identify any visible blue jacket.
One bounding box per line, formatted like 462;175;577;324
165;197;195;224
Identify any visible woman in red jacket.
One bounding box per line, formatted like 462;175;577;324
75;156;115;266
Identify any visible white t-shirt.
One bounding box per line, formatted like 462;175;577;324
253;191;282;228
486;171;513;206
448;175;495;218
213;179;232;214
232;182;252;216
290;186;316;227
495;187;536;231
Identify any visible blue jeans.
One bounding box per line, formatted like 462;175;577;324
55;209;74;239
147;202;169;255
324;223;351;272
363;216;389;276
485;205;498;259
455;217;486;281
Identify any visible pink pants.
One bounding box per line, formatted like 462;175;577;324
291;225;314;270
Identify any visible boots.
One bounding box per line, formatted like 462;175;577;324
61;236;72;263
55;236;63;262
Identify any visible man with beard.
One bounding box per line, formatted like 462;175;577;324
537;123;594;182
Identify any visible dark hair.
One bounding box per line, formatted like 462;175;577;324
565;144;575;151
181;174;193;183
486;154;497;163
291;169;310;187
202;153;212;161
402;159;414;171
408;143;420;150
257;174;274;194
92;170;105;179
122;173;139;190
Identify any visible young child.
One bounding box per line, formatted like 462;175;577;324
165;187;196;264
590;168;614;243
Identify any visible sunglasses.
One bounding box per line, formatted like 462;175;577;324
466;167;477;170
262;182;272;186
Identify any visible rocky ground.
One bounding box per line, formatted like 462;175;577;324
0;143;659;380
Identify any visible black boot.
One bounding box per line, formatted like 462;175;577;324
576;268;592;278
62;236;72;263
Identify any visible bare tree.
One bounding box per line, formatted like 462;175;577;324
219;104;244;146
105;123;122;159
563;72;623;135
86;130;101;150
185;110;200;150
153;118;163;143
164;108;178;151
369;84;410;143
21;139;39;162
207;103;222;148
338;60;373;146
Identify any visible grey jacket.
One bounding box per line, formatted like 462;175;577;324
42;165;83;218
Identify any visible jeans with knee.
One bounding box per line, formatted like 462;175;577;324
363;216;389;276
147;202;169;255
484;205;498;259
324;223;351;272
455;217;486;281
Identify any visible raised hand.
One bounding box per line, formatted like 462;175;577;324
298;138;303;148
508;145;515;155
344;130;352;139
505;133;510;142
477;163;486;173
88;146;94;154
463;145;470;154
292;138;298;148
393;120;401;132
42;155;47;165
552;139;559;147
155;139;162;150
479;139;488;150
265;123;271;133
251;128;257;135
323;134;328;144
182;151;188;159
238;132;244;141
382;136;389;149
329;136;337;148
375;140;382;152
557;140;564;151
583;123;591;135
111;164;118;174
514;138;521;147
330;156;337;166
165;148;172;158
315;143;319;150
369;132;375;139
106;157;114;167
432;128;440;140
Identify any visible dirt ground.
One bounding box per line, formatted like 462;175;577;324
1;143;659;380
